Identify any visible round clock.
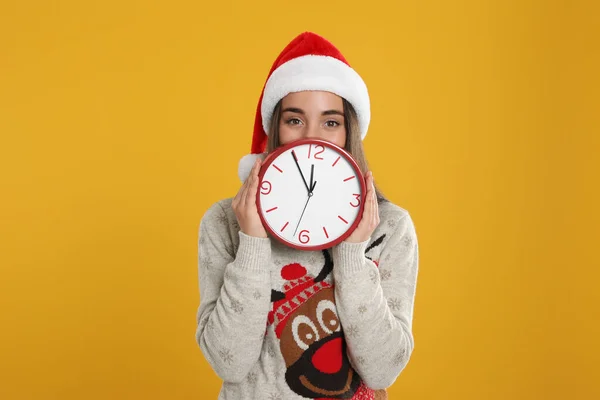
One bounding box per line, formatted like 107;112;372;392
256;138;366;251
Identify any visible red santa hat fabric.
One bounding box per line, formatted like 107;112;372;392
238;31;371;182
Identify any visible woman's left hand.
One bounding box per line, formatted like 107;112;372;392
344;171;379;243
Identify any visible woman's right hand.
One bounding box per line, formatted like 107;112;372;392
232;158;268;238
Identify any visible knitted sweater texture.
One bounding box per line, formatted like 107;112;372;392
195;198;419;399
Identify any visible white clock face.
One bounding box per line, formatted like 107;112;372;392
257;139;365;250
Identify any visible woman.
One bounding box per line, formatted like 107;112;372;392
195;32;419;400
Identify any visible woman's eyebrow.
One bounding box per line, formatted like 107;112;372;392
281;108;344;117
282;107;305;114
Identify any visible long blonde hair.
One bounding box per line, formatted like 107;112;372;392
266;97;387;202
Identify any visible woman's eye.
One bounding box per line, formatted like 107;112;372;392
287;118;302;125
325;120;340;127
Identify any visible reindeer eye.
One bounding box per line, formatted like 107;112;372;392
316;300;340;334
291;315;320;350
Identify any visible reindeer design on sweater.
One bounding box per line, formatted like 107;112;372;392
268;235;387;400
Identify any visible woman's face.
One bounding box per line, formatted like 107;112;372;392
278;91;346;148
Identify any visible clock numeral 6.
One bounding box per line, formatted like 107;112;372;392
298;229;310;244
308;144;325;160
260;180;272;195
350;193;361;208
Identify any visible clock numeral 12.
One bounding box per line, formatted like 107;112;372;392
308;144;325;160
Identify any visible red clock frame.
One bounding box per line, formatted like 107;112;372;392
256;138;366;251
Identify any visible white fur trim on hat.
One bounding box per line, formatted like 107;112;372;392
261;55;370;139
238;153;267;182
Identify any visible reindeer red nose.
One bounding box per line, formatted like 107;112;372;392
311;337;343;374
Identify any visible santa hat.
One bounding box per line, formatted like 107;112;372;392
238;31;371;182
268;263;332;338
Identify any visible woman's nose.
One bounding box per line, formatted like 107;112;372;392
305;124;321;139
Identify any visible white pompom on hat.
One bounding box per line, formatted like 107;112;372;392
238;32;371;182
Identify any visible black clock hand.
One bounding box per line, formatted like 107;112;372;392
293;180;317;236
309;164;314;193
310;164;318;193
292;150;310;193
293;193;312;236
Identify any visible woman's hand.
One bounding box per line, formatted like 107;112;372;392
344;171;379;243
232;158;268;238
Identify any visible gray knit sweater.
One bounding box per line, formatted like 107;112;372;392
195;197;419;399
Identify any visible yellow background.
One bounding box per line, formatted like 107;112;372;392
1;0;598;399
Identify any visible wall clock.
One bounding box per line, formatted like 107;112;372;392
256;138;366;250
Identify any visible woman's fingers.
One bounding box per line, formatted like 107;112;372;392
240;177;249;202
232;179;245;209
368;171;376;229
246;158;262;205
361;171;373;230
239;158;260;211
232;158;268;238
371;172;379;228
365;171;378;231
237;170;252;209
344;170;378;243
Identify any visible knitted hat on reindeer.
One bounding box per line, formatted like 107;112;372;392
267;263;332;338
237;31;371;182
